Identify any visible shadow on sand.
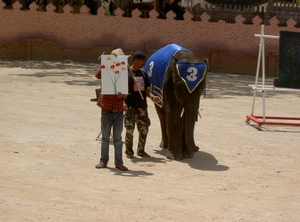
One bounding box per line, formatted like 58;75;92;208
154;148;229;172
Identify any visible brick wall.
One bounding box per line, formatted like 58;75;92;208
0;1;299;75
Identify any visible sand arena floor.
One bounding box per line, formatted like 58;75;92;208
1;60;300;221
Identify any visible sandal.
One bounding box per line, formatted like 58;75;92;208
126;154;134;159
115;164;128;171
137;152;151;157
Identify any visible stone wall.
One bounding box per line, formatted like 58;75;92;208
0;1;299;75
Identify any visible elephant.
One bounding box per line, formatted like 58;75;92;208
144;44;208;160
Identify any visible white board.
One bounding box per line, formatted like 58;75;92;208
100;55;128;95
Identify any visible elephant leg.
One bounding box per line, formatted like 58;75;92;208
181;129;194;159
165;113;183;160
155;104;168;149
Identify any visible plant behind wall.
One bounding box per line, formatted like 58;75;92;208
56;0;68;13
205;0;300;4
70;0;84;13
204;0;268;5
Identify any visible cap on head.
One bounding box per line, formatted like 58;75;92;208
133;51;147;60
111;48;125;56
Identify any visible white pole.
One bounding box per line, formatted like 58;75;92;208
254;34;279;40
251;26;280;122
251;24;265;116
261;25;266;122
251;40;262;115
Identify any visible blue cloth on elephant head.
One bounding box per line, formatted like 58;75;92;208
144;44;191;106
176;61;207;93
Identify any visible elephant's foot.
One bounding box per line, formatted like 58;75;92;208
166;151;183;161
182;147;196;159
159;140;168;149
183;151;194;159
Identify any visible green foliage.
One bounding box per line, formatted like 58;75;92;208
35;0;46;4
70;0;84;6
58;0;66;5
204;0;268;5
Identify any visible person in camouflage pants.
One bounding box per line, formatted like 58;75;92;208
124;107;151;157
123;51;160;158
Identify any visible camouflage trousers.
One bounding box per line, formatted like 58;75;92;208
124;107;151;156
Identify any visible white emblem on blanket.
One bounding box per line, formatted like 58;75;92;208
176;61;206;93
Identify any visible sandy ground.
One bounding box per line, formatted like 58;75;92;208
0;60;300;222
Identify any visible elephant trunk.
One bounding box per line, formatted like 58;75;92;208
184;109;199;153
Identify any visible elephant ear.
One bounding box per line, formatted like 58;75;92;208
176;61;207;93
169;56;179;80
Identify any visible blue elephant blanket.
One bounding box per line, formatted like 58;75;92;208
144;44;207;107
